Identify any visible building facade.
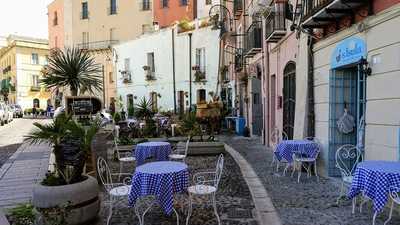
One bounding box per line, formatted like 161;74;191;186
114;25;220;113
153;0;196;28
0;35;50;110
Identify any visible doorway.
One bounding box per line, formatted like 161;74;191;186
251;65;263;136
283;62;296;139
177;91;185;115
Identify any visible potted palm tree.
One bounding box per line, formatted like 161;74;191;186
41;48;103;97
25;114;101;225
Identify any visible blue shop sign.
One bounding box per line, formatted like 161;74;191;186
331;37;367;69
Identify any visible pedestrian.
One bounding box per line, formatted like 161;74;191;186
32;106;37;118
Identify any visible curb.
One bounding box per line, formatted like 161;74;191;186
0;209;10;225
224;143;282;225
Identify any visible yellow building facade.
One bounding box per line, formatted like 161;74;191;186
48;0;154;108
0;35;50;110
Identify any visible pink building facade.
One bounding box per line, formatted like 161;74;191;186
47;0;65;49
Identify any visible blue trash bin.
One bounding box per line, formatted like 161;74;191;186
236;117;246;136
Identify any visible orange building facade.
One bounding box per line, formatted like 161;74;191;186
153;0;196;27
47;0;65;49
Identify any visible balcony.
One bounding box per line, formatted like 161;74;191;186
244;22;262;58
145;70;156;81
265;3;286;43
301;0;370;28
30;86;41;92
235;49;243;72
77;40;119;51
121;71;132;84
234;0;243;17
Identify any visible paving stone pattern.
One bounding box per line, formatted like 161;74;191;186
221;135;400;225
96;154;258;225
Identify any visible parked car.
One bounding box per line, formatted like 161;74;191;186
3;105;10;124
6;105;13;123
11;104;23;118
0;103;6;126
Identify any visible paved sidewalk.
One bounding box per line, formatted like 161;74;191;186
0;143;51;209
221;135;400;225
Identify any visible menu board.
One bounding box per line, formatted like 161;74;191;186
66;96;102;115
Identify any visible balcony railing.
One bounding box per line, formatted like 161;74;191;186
265;3;286;43
121;71;132;83
234;0;243;16
77;40;119;51
235;49;243;72
244;22;262;57
302;0;333;21
30;86;41;92
80;11;89;20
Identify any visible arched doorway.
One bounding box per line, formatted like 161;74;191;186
283;62;296;139
33;98;40;108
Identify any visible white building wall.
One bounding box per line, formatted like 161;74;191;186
114;26;220;112
196;0;219;19
311;5;400;175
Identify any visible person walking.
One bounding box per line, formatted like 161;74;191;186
32;105;37;118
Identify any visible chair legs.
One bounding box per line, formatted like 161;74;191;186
337;181;345;204
352;197;356;214
212;194;221;225
384;201;394;225
107;197;114;225
186;193;220;225
186;194;193;225
372;211;378;225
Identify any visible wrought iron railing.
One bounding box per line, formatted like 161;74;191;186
235;49;243;71
302;0;334;21
265;4;286;40
77;40;119;50
244;22;262;55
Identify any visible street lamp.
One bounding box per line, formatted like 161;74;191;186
209;4;233;35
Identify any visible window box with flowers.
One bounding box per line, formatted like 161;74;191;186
121;71;132;83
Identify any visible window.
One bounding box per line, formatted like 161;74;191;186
150;92;158;111
180;0;188;6
109;0;117;15
161;0;168;8
109;72;114;83
253;93;260;104
124;58;130;71
31;53;39;65
44;55;49;65
147;52;155;72
81;2;89;19
197;89;206;103
32;75;39;87
82;32;89;48
127;94;134;108
142;0;150;10
195;48;206;72
206;0;212;5
53;11;58;26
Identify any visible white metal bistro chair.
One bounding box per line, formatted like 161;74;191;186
169;137;190;162
270;127;289;172
291;137;321;183
113;125;136;180
335;144;363;205
97;157;139;225
186;154;224;225
384;187;400;225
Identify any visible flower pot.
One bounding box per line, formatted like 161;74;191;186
32;175;100;225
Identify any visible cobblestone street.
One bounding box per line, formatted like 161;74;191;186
221;135;400;225
96;154;258;225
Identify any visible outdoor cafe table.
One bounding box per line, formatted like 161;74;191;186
128;161;189;215
274;140;320;164
348;161;400;214
134;142;171;166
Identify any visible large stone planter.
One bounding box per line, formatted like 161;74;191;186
32;176;100;225
177;141;225;155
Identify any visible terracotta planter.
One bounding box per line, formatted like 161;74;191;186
32;176;100;225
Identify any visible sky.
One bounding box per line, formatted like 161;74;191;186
0;0;53;39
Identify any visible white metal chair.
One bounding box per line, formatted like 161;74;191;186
112;125;136;180
186;154;224;225
97;157;139;225
335;144;363;205
270;127;289;172
384;187;400;225
169;137;190;162
291;137;321;183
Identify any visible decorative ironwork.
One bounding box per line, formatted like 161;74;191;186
77;40;119;51
265;3;286;43
244;22;262;57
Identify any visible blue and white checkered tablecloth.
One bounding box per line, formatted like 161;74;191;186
128;161;189;215
134;142;171;166
348;161;400;213
275;140;319;163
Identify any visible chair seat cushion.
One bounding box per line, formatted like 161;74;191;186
110;185;131;196
169;154;185;159
343;176;353;184
188;185;217;195
119;157;135;162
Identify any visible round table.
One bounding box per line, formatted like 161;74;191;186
348;160;400;213
128;161;189;215
134;142;171;165
275;140;320;163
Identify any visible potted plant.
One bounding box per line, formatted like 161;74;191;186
194;70;206;82
25;114;101;225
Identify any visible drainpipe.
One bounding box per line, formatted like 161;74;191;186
172;28;177;114
189;33;193;111
102;64;106;108
307;36;315;137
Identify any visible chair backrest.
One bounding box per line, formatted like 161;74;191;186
270;127;281;147
183;137;190;157
282;130;289;141
97;157;114;192
214;154;224;188
335;144;363;178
